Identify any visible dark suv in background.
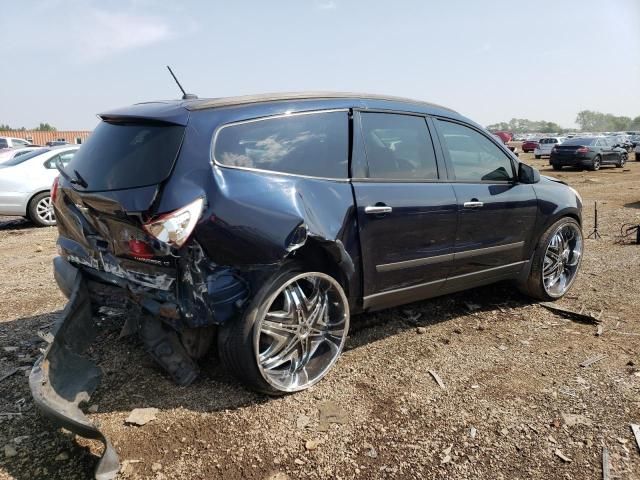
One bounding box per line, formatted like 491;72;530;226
32;92;583;478
550;136;628;170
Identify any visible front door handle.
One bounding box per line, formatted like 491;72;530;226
463;201;484;209
365;205;393;215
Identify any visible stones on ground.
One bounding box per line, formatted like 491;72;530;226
548;435;557;444
500;428;509;436
561;413;593;427
416;327;427;334
4;444;17;458
55;451;69;461
428;370;446;389
363;442;378;458
35;245;43;252
87;404;99;413
498;345;508;351
265;473;289;480
296;414;310;430
12;435;29;445
151;462;162;472
2;346;18;353
125;407;159;426
470;426;477;439
294;458;304;465
305;439;320;451
554;449;572;463
318;401;347;431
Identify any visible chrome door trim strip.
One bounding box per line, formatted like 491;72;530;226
376;252;454;273
374;241;524;273
453;241;524;260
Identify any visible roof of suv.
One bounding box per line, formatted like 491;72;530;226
181;91;457;113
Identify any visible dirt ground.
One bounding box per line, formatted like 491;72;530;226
0;150;639;480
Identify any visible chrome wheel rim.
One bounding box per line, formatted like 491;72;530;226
543;223;583;297
35;196;56;224
593;158;601;170
254;272;349;392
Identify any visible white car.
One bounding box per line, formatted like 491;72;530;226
0;147;45;164
0;146;78;226
534;137;566;158
0;137;32;149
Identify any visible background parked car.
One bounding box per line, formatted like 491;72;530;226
521;139;539;153
0;146;78;226
635;142;640;161
549;136;627;171
534;137;566;158
0;146;45;164
0;136;32;149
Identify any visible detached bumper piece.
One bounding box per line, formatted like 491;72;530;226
29;268;120;480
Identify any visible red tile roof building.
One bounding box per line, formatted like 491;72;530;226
0;130;91;146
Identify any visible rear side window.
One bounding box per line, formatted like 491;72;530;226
360;112;438;180
65;122;185;192
436;120;514;182
214;111;348;179
0;139;7;149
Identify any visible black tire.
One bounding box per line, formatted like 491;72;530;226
218;263;349;395
590;155;601;171
552;164;562;171
518;217;583;301
616;153;626;168
535;155;541;159
28;192;56;227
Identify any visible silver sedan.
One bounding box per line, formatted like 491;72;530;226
0;146;78;226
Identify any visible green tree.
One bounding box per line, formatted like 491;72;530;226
34;123;57;131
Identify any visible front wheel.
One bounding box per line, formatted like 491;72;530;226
616;153;627;168
218;266;350;395
518;217;583;301
28;192;56;227
590;155;601;171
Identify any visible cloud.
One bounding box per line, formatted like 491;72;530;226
315;0;337;10
76;10;172;61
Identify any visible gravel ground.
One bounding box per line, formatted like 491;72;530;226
0;151;639;480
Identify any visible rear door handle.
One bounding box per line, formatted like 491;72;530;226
463;201;484;209
365;205;393;215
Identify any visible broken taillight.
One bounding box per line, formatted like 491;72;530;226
143;198;204;248
51;176;60;203
128;239;155;259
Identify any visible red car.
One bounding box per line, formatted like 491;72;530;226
522;140;539;153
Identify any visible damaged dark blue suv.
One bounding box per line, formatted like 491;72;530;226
32;92;583;478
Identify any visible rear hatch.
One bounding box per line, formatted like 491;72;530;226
54;113;188;290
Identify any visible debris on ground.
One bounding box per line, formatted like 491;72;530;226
296;414;310;430
602;447;610;480
554;449;572;463
4;444;17;458
539;302;602;324
125;407;159;426
631;424;640;451
580;354;607;367
428;369;446;389
561;413;593;427
305;439;320;451
318;401;347;431
363;442;378;458
0;367;18;384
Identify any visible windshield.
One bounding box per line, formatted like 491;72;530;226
1;148;50;166
65;121;185;191
562;138;596;146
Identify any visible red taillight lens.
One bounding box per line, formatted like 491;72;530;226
128;239;155;259
576;147;589;153
143;198;204;248
51;176;60;203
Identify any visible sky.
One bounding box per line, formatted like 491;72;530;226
1;0;639;131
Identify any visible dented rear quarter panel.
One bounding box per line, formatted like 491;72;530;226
156;99;365;308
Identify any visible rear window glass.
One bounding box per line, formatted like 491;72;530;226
214;111;348;178
66;122;185;191
1;148;50;166
562;138;595;146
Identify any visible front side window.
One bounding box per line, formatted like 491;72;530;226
214;111;348;179
44;150;75;169
436;120;514;182
360;112;438;180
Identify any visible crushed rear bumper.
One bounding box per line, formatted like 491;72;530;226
29;262;120;480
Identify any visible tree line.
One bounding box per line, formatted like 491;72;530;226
0;123;57;132
488;110;640;133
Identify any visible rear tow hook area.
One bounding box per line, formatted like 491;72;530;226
29;269;120;480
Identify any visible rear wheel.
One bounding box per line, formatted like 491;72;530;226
616;153;627;168
552;164;562;171
518;217;583;301
218;265;350;395
28;192;56;227
590;155;601;171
